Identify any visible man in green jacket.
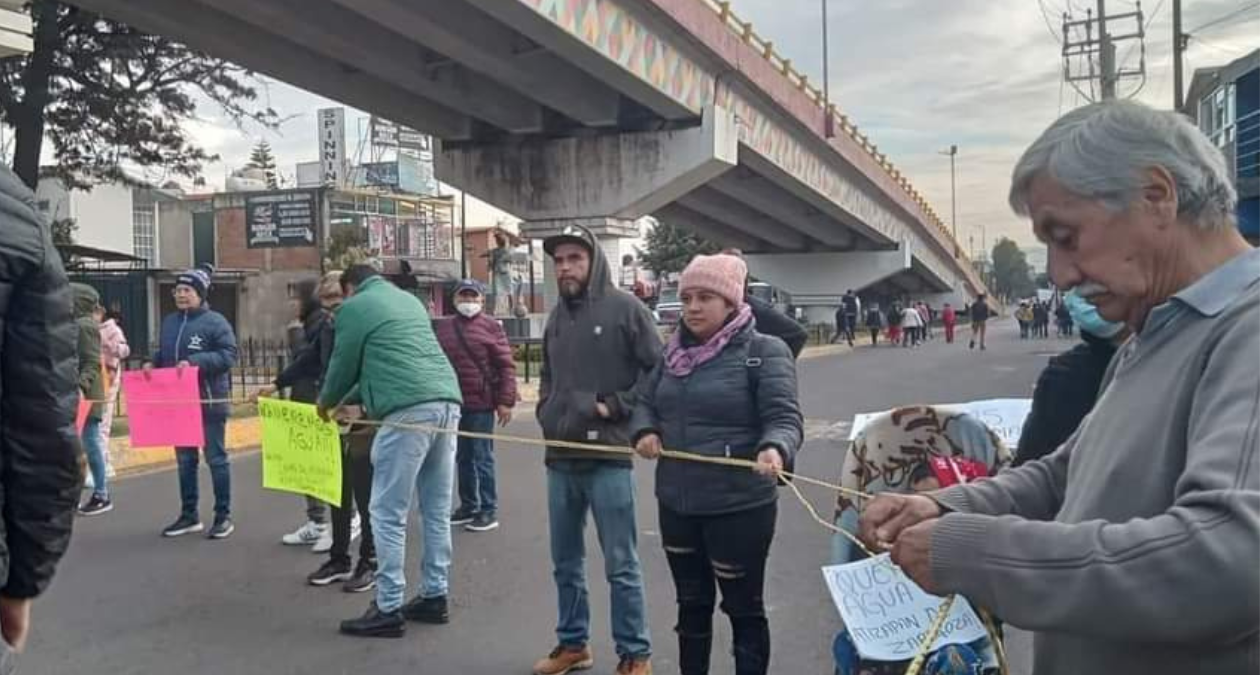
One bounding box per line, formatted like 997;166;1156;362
317;265;462;639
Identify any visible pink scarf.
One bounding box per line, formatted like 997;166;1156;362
665;303;754;377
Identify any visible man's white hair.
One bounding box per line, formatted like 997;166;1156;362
1009;100;1237;230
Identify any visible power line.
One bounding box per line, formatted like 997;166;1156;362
1187;2;1259;34
1037;0;1065;43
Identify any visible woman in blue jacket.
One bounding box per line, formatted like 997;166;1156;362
144;265;238;540
631;254;803;675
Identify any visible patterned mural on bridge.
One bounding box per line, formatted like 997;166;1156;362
516;0;956;285
517;0;713;112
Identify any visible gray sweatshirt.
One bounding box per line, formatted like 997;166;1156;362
930;248;1260;675
537;224;661;466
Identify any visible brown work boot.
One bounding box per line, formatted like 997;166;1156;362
532;645;594;675
615;655;652;675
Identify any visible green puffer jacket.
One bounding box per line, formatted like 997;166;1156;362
318;276;461;419
71;283;105;419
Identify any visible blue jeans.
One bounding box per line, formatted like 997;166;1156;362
81;416;108;498
370;401;460;613
175;416;230;520
456;410;497;515
547;464;651;658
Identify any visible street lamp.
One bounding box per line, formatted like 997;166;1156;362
821;0;833;137
938;144;958;242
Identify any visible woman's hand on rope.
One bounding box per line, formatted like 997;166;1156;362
634;433;662;460
859;494;942;553
754;447;784;477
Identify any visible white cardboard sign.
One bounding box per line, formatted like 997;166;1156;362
822;554;987;661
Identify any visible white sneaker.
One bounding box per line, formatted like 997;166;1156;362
282;520;326;546
311;526;334;553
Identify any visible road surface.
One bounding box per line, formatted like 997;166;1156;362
27;320;1053;674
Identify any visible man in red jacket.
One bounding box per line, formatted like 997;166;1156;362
435;280;518;533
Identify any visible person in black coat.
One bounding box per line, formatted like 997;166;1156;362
1014;292;1128;465
0;165;81;658
720;249;807;358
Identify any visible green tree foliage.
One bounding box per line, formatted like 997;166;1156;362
245;140;279;189
323;221;370;270
0;0;278;189
991;237;1036;300
638;219;718;277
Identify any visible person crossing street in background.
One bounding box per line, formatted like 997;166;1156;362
968;293;991;350
436;279;518;534
147;264;239;540
941;303;957;344
533;224;658;675
319;265;463;638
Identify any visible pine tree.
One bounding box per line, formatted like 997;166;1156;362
638;220;719;277
246;140;279;189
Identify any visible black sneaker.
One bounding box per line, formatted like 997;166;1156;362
465;512;499;532
401;595;449;624
340;602;405;638
449;506;476;525
207;517;235;540
78;494;113;517
343;559;377;593
162;514;204;537
308;559;353;586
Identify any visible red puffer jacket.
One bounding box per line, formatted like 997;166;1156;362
434;314;517;412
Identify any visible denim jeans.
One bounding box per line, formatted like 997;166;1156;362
456;410;497;515
370;401;460;613
547;463;651;659
81;416;108;498
175;416;230;520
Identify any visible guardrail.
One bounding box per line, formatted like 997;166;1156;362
695;0;969;266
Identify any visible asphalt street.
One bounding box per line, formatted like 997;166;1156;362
26;320;1054;675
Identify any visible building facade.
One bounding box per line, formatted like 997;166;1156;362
1184;49;1259;243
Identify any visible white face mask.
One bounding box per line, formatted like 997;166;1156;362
455;302;482;318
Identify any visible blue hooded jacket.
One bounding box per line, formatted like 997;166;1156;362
153;304;238;420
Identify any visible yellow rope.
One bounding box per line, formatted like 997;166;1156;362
93;394;1005;674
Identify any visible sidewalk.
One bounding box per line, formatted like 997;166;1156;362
109;339;860;476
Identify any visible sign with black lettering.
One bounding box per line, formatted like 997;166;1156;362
246;190;318;248
822;554;986;660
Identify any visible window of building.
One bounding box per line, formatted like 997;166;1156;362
133;203;156;265
1200;84;1238;149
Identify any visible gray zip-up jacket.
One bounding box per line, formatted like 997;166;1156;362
537;225;661;466
630;321;802;515
929;248;1260;675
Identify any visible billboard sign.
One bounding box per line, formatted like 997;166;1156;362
318;107;346;187
246;189;318;248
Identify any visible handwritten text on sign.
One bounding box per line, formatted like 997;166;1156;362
822;554;986;661
259;398;342;506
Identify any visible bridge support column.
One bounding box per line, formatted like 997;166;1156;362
437;105;737;313
744;248;912;324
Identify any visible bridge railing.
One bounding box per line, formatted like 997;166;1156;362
699;0;973;268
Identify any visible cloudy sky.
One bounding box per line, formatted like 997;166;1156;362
183;0;1258;251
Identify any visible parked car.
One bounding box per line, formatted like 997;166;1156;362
653;286;682;327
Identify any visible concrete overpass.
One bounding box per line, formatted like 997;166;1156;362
68;0;988;315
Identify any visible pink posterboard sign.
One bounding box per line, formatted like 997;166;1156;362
121;367;205;448
75;396;91;435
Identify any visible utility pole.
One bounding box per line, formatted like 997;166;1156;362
821;0;834;137
459;190;468;278
1063;2;1144;102
1096;0;1116;100
1172;0;1185;110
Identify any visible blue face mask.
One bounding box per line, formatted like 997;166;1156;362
1063;290;1124;339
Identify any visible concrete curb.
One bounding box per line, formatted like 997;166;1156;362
109;339;860;477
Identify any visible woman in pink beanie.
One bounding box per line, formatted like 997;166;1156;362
629;253;803;675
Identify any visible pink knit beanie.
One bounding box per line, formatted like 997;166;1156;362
679;254;747;307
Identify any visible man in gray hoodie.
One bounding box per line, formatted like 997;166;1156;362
532;224;659;675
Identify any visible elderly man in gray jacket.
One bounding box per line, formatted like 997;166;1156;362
860;100;1258;675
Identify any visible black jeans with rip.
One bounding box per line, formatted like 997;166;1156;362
659;501;776;675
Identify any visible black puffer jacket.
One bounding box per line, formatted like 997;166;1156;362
1014;330;1119;466
631;321;803;515
0;166;81;598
